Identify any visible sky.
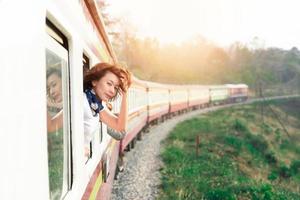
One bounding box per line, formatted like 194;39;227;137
107;0;300;49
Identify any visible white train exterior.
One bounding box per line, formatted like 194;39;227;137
0;0;249;200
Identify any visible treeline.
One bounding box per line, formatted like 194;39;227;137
100;1;300;96
113;35;300;96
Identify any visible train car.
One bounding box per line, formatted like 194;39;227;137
146;81;170;123
187;85;210;109
112;77;148;152
226;84;249;103
209;85;230;105
169;85;189;113
0;0;121;199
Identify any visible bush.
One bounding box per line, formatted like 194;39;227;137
264;151;277;165
224;136;242;151
275;128;281;135
261;123;273;135
280;139;290;150
290;160;300;175
249;135;268;154
268;170;278;181
260;184;274;200
204;188;235;200
275;129;281;142
233;119;248;132
278;164;291;179
231;183;275;200
280;139;300;154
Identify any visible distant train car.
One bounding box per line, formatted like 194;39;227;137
226;84;249;103
209;85;229;105
187;85;210;109
169;85;189;113
146;81;170;122
112;77;148;152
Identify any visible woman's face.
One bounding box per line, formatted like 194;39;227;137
47;73;62;103
92;71;120;102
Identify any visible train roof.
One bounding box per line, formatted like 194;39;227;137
209;85;228;89
225;84;248;88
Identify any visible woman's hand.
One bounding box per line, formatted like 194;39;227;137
47;96;63;109
120;69;132;94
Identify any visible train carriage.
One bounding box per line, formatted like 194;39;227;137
169;85;189;113
146;81;170;123
187;85;210;109
112;77;148;152
209;85;229;105
226;84;249;103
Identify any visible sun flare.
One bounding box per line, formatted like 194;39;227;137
108;0;300;49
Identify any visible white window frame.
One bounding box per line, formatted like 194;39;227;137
46;32;72;198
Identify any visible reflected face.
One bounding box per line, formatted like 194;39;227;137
92;72;120;102
47;73;62;103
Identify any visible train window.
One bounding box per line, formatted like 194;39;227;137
46;20;71;200
83;53;90;76
46;19;68;49
82;53;94;161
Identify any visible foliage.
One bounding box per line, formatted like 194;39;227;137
278;164;292;178
290;160;300;175
233;119;248;132
101;2;300;95
114;29;300;95
159;98;300;199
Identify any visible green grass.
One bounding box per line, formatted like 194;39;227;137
47;128;64;200
159;98;300;200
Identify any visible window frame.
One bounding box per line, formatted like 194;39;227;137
46;21;72;198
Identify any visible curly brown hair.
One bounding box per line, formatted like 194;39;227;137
83;62;132;100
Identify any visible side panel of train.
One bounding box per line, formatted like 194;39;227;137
169;87;189;113
146;82;170;122
112;79;148;152
0;2;49;199
188;86;210;109
0;0;119;200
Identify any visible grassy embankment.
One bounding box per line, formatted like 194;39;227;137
159;98;300;200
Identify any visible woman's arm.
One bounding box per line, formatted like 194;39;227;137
47;110;63;132
99;93;128;132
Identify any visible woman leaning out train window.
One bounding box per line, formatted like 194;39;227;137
83;62;131;157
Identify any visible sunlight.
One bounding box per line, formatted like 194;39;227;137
108;0;300;49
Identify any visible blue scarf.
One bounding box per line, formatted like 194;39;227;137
84;89;104;116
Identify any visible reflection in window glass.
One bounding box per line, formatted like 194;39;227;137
46;48;67;200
